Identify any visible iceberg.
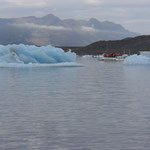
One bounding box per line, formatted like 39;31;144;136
140;51;150;58
0;44;77;67
123;54;150;65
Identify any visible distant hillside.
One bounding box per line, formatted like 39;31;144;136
0;14;138;46
73;35;150;55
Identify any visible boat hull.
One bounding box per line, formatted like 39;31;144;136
98;55;128;61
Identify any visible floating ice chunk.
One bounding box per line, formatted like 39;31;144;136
140;51;150;58
123;54;150;65
82;55;92;58
0;44;76;64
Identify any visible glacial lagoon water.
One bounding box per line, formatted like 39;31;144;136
0;56;150;150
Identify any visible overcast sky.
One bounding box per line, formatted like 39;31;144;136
0;0;150;34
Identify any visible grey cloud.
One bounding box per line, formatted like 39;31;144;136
80;26;97;32
12;23;98;33
0;0;150;34
12;23;70;30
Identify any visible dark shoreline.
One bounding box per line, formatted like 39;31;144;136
58;35;150;56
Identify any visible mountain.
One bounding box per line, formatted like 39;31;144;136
0;14;138;46
73;35;150;55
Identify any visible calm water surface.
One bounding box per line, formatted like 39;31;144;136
0;57;150;150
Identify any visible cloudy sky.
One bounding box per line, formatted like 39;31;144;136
0;0;150;34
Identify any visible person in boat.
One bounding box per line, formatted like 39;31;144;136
104;53;120;57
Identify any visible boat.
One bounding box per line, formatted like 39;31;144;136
98;53;128;61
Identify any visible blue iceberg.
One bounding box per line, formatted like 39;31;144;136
123;54;150;65
0;44;77;67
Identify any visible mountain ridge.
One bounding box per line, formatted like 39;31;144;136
0;14;138;46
